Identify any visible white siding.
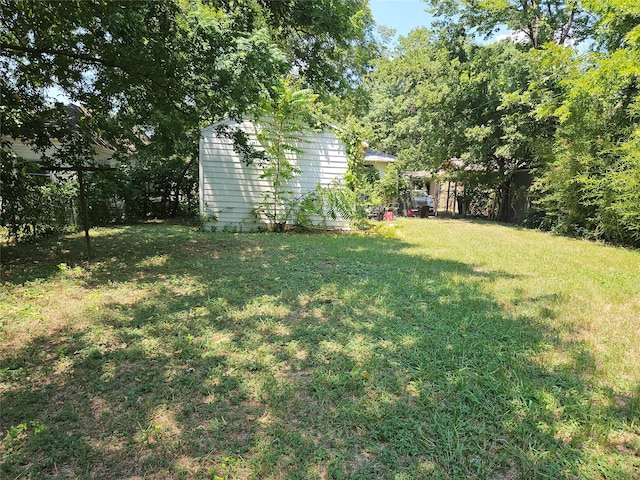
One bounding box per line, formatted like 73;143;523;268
5;137;115;165
199;121;349;232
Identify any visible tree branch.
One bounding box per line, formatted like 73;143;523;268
558;4;576;46
1;41;198;119
0;42;122;69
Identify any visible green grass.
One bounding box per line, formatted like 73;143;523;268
1;219;639;479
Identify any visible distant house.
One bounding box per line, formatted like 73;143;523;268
364;149;396;180
8;137;114;167
199;120;350;232
405;158;532;221
3;104;116;179
2;104;120;244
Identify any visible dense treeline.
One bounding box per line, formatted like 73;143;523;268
2;0;639;247
363;0;640;246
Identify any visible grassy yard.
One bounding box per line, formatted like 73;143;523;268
1;219;639;479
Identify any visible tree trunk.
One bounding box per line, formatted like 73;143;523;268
78;168;92;257
169;157;195;216
497;178;513;223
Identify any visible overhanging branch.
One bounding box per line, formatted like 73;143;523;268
0;42;122;69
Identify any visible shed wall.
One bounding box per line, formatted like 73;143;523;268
199;121;349;231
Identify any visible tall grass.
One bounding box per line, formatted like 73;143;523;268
1;219;639;479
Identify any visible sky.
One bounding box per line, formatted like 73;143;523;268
369;0;435;38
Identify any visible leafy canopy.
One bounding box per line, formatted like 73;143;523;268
1;0;375;151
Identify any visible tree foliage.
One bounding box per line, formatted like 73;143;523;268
365;27;547;221
251;78;360;232
1;0;374;137
1;0;376;240
252;78;318;231
356;0;640;245
529;1;640;244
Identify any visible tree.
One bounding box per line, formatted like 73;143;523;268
1;0;376;240
423;0;593;48
358;0;639;244
365;27;547;221
256;0;377;96
1;0;376;144
252;78;319;232
529;1;640;244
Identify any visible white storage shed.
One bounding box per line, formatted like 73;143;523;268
199;120;350;232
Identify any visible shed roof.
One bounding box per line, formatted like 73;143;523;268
364;149;396;163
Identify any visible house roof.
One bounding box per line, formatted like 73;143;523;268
405;170;435;179
61;103;115;152
442;157;486;172
364;149;396;163
404;158;486;180
4;103;119;165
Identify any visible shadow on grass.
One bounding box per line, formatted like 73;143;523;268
1;224;209;286
1;224;639;479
